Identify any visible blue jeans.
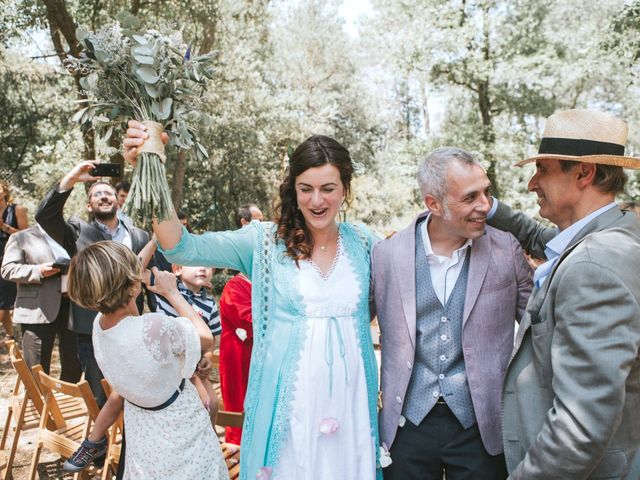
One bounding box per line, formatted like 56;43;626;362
76;333;106;407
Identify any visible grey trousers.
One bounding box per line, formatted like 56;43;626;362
19;297;82;383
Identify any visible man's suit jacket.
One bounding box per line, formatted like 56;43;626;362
1;226;64;324
35;185;151;335
372;211;532;455
491;203;640;479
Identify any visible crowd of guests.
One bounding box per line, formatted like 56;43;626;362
1;107;640;480
0;170;258;477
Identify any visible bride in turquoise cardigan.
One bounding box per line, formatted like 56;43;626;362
124;127;382;480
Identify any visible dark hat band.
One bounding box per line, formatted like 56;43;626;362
539;137;625;157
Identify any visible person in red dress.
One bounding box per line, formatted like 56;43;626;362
218;204;263;445
219;272;253;445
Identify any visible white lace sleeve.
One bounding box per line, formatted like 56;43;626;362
142;313;201;378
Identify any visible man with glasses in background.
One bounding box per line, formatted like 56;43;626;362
36;161;152;406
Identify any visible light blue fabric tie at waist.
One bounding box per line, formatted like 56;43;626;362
324;315;351;397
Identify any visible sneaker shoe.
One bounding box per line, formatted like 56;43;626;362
63;436;108;472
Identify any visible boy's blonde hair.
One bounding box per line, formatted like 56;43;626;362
68;241;142;314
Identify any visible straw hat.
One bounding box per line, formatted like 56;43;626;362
516;109;640;169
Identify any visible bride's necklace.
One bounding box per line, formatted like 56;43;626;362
316;237;337;252
314;225;339;253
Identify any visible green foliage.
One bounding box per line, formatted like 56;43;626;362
603;0;640;61
0;0;47;47
70;17;215;156
0;47;85;220
69;14;217;224
359;0;639;212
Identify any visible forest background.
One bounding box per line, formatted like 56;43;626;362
2;0;640;234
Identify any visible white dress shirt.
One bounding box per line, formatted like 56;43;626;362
420;215;472;306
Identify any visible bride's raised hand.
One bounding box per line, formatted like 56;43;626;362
122;119;170;166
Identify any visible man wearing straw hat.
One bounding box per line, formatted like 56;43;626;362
488;109;640;479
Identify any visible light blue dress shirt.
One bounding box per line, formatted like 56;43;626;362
95;218;132;249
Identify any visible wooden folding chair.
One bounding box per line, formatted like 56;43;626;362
28;371;101;480
216;410;244;479
210;349;244;478
211;349;220;370
99;380;123;480
0;451;6;480
211;350;226;409
1;341;86;480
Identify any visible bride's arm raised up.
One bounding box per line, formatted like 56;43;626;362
123;119;183;250
123;119;257;275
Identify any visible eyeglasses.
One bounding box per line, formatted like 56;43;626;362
89;190;116;199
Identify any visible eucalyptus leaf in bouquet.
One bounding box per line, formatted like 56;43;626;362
67;12;215;224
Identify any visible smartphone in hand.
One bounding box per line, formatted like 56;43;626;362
51;257;70;275
90;163;122;177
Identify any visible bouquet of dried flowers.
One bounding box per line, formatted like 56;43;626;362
67;11;215;224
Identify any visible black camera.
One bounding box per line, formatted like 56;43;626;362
51;257;70;275
90;163;122;177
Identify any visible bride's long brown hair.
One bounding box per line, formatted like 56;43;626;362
275;135;353;262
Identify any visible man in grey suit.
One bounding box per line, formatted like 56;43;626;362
1;225;82;381
488;109;640;479
372;147;533;479
35;161;152;405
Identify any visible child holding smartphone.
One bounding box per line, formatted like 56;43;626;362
64;241;226;478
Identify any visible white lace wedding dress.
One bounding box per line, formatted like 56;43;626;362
93;312;228;479
273;244;377;479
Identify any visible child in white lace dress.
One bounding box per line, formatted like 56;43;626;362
66;241;227;479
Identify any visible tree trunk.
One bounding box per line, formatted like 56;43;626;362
131;0;142;15
108;132;124;185
422;80;430;135
200;19;218;54
171;149;187;210
478;3;498;195
42;0;95;159
477;80;498;194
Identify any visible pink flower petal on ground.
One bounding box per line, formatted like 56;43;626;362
256;467;273;479
319;417;340;435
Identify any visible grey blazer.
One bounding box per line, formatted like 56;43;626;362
35;185;152;334
372;211;532;455
491;203;640;479
1;226;63;324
